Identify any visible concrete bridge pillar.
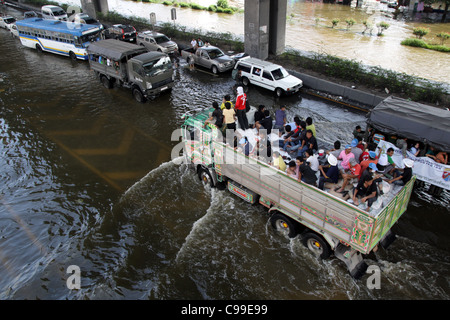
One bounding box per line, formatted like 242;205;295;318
80;0;109;19
244;0;287;60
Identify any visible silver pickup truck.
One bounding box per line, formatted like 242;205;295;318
180;45;235;74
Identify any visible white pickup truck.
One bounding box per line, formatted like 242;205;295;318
233;56;303;97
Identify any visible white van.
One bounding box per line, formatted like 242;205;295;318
41;5;68;21
233;56;303;97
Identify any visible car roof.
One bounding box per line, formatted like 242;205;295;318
139;31;164;37
238;57;281;70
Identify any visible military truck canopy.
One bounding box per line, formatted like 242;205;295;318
366;96;450;152
86;39;147;60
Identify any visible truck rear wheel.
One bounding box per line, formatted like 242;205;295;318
132;87;146;103
101;75;112;89
301;232;331;259
270;213;298;238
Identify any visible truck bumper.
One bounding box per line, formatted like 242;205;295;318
144;80;175;97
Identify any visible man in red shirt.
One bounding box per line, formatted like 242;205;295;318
235;86;249;130
335;157;361;193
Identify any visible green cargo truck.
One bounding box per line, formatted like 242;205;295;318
181;108;416;279
87;39;174;103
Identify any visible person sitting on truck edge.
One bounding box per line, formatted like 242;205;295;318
426;149;448;165
387;158;414;186
318;154;339;190
220;95;234;110
284;120;305;155
205;101;224;130
273;151;287;172
259;110;273;135
286;160;298;179
352;174;378;212
305;117;316;137
223;102;236;135
409;142;421;157
235;86;249;130
335;157;361;193
296;156;318;187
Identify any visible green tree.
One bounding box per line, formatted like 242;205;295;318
436;32;450;45
216;0;228;8
376;21;390;36
345;18;356;30
413;27;430;39
331;18;340;28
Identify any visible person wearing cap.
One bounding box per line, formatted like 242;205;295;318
318;154;339;190
360;162;380;184
387;158;414;186
350;138;362;164
335;157;361;193
352;174;378;212
337;144;355;172
360;150;378;174
235;86;249;130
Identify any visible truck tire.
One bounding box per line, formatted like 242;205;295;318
242;76;249;86
198;167;215;188
101;75;112;89
132;87;146;103
211;65;218;74
270;213;298;238
301;232;331;259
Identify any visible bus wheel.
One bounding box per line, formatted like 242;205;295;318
270;213;298;238
301;232;331;259
36;44;42;53
101;76;112;89
69;51;77;61
198;168;214;188
132;87;146;103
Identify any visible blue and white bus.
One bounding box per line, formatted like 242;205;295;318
16;18;101;60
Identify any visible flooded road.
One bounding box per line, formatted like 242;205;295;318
61;0;450;84
1;6;450;300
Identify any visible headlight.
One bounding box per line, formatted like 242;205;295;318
146;82;153;89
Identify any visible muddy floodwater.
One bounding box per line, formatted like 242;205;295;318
0;5;450;301
62;0;450;84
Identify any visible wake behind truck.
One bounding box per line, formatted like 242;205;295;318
87;39;174;103
181;108;416;279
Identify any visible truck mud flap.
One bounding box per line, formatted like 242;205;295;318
227;180;258;205
334;244;368;279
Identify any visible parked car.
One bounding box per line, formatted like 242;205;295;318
106;24;137;42
24;11;38;19
41;5;68;21
136;31;178;55
10;23;19;38
233;56;303;97
70;13;104;30
0;16;16;30
180;45;235;74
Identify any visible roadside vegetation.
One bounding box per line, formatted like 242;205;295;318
401;28;450;53
134;0;243;14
